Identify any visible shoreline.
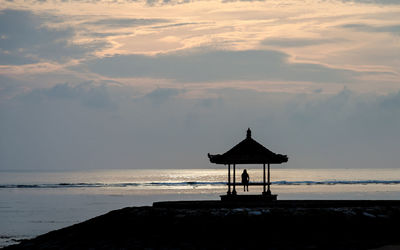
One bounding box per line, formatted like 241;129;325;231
4;200;400;249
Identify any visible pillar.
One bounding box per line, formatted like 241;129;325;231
227;164;231;195
267;163;271;195
232;164;237;195
263;163;266;194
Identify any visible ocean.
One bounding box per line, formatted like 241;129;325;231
1;168;400;247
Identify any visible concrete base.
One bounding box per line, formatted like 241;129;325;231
220;194;277;202
153;200;400;209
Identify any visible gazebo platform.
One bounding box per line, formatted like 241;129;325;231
153;200;400;209
220;194;277;202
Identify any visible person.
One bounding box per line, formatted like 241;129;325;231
241;169;250;192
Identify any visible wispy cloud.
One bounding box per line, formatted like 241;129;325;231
341;0;400;5
261;37;346;48
341;23;400;34
83;18;169;28
151;22;200;29
84;48;363;83
19;82;117;109
144;87;183;104
0;9;108;65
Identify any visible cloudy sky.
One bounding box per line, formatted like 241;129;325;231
0;0;399;170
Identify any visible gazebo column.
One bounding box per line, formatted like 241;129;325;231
232;164;237;195
262;163;266;195
267;163;271;195
227;164;231;195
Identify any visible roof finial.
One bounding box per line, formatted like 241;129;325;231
246;128;252;139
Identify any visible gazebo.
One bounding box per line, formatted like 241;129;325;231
208;128;288;201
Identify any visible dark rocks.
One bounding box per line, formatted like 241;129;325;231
4;202;400;250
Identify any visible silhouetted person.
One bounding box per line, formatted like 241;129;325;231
241;169;249;192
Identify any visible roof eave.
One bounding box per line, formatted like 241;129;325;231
208;153;288;165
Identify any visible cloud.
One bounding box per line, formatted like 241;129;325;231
0;49;38;65
88;32;132;38
84;48;362;83
151;22;199;29
19;82;117;109
341;0;400;5
0;75;25;100
84;18;169;28
221;0;265;2
0;9;107;65
145;0;192;6
144;87;182;104
261;38;345;48
2;83;400;170
380;91;400;110
0;83;400;169
341;23;400;35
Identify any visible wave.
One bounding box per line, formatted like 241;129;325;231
273;180;400;185
0;182;226;189
1;180;400;189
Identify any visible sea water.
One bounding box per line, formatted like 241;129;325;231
1;168;400;247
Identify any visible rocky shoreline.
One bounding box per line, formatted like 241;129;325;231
4;200;400;249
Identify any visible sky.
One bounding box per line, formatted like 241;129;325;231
0;0;399;170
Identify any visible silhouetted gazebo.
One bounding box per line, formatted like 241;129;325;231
208;129;288;200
